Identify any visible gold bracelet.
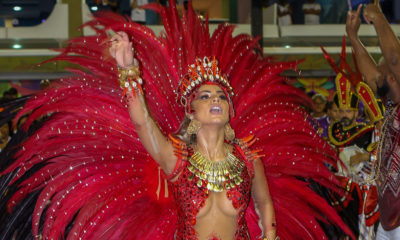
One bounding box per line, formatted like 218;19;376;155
118;65;143;96
118;65;140;89
263;236;280;240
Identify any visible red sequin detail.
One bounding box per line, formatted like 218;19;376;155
170;144;253;240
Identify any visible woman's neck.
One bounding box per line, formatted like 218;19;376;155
195;125;226;161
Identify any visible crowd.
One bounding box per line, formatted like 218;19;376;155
305;1;400;239
272;0;395;26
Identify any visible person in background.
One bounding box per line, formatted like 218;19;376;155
302;0;321;24
277;0;292;26
346;0;400;239
326;99;341;124
311;93;329;138
130;0;148;24
327;77;375;239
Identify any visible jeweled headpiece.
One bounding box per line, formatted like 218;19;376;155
178;56;234;115
178;56;234;117
321;36;361;110
334;73;359;110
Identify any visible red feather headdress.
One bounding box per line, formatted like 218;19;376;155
0;1;354;239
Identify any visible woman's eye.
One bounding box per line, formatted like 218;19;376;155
199;95;209;100
219;95;227;100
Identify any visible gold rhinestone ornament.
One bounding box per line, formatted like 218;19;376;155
187;151;244;192
179;56;234;106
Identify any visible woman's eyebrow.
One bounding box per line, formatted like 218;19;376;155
198;90;211;94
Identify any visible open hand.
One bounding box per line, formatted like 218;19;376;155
346;4;362;39
363;0;383;24
109;32;135;69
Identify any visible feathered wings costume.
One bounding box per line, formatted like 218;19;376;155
0;1;353;239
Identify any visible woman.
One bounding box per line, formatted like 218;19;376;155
111;31;276;239
0;1;352;239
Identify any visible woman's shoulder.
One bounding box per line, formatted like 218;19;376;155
232;136;265;177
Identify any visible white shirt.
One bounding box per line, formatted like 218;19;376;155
302;3;321;24
278;4;292;26
131;0;148;22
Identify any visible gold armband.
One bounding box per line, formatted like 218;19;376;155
263;229;279;240
263;237;280;240
118;65;143;96
118;65;140;87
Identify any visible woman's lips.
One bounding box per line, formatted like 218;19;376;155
210;105;222;114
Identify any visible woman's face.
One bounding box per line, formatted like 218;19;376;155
190;84;230;127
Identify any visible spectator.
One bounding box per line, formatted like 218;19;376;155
326;100;341;124
302;0;321;24
130;0;148;24
311;94;329;138
277;0;292;26
346;0;400;238
311;93;327;118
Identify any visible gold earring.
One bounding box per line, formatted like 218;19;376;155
224;123;235;141
187;119;201;135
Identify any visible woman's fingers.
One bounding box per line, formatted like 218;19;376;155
118;31;130;41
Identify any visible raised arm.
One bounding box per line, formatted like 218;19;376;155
364;0;400;84
110;32;177;175
251;158;277;240
346;4;381;94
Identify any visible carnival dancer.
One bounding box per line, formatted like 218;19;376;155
346;1;400;239
0;1;352;239
356;82;384;239
322;37;384;239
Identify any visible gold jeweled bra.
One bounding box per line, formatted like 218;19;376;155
187;151;245;192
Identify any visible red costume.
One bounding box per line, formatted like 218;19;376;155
169;137;254;239
0;1;353;239
377;103;400;230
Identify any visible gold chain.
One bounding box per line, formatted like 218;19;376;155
374;109;392;181
187;151;245;192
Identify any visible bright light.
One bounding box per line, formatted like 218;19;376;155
12;44;22;49
13;6;22;11
284;45;291;49
91;6;98;11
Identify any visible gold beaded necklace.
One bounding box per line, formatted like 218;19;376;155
374;110;392;181
187;151;244;192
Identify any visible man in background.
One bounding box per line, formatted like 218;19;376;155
346;0;400;238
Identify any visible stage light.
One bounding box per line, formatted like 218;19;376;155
284;45;291;49
13;6;22;11
91;6;98;11
12;44;22;49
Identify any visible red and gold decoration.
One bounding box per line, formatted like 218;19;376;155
335;73;359;110
297;77;332;97
356;82;384;124
179;56;233;99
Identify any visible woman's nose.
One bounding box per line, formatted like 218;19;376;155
212;95;220;103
